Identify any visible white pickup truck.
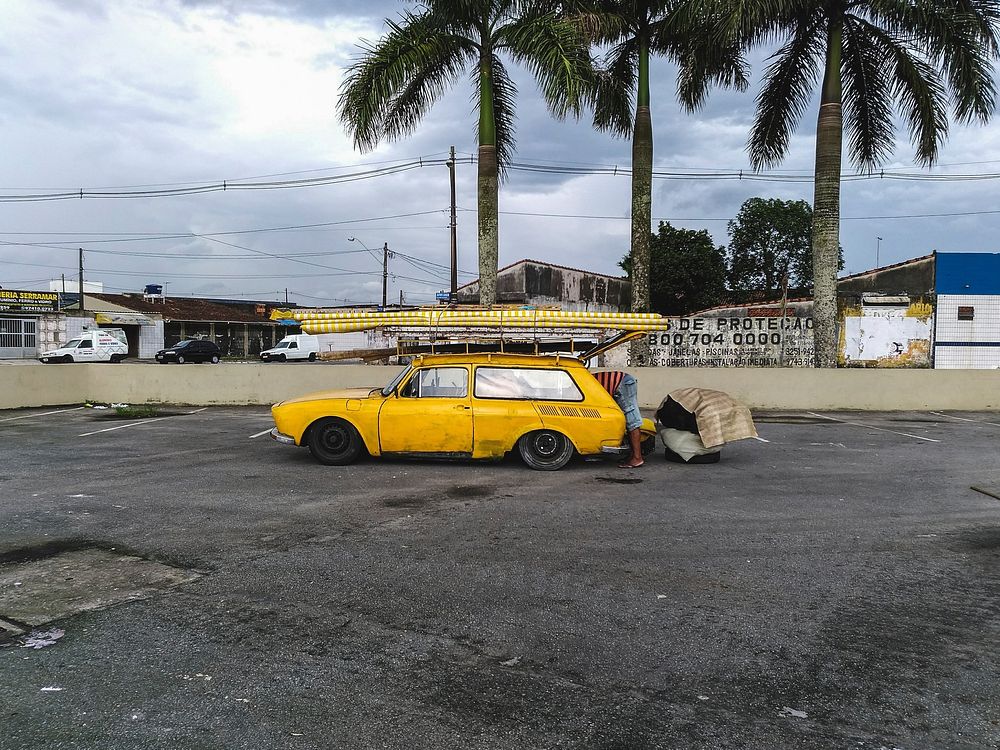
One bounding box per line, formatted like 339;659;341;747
38;328;129;363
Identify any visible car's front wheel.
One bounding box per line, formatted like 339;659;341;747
307;418;364;465
519;430;574;471
177;355;185;364
63;355;74;363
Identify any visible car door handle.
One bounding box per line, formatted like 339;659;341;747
454;405;471;410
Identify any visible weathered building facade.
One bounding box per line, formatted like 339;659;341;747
456;260;630;312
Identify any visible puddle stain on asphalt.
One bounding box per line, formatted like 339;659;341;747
596;476;643;485
383;485;495;508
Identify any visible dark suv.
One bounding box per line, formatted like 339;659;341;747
155;339;221;364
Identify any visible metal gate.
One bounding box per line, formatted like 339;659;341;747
0;317;37;359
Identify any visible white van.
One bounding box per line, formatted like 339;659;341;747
39;328;129;364
260;334;321;362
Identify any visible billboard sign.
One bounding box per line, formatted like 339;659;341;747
0;290;59;314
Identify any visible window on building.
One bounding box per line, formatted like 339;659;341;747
958;306;975;321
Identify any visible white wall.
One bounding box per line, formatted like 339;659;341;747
935;294;1000;369
3;363;1000;411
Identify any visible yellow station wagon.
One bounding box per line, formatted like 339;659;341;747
269;352;653;470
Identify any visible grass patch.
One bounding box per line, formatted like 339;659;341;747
113;405;162;419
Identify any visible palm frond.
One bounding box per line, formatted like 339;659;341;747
657;10;750;111
852;15;950;166
840;17;896;171
337;11;477;151
872;0;998;123
592;40;637;136
496;9;595;120
748;14;824;170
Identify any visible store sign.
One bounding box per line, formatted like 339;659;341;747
0;289;59;313
610;316;815;368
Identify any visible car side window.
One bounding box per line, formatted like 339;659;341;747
78;339;93;349
289;342;298;349
475;367;583;402
403;367;468;398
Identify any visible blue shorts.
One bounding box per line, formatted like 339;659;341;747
613;373;642;431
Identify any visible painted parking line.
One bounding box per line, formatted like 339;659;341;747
78;407;209;437
79;417;173;437
929;411;1000;428
0;406;85;423
805;412;941;443
752;436;771;443
249;428;273;439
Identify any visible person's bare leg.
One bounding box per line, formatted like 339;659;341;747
619;428;644;468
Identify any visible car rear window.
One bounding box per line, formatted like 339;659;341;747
474;367;583;402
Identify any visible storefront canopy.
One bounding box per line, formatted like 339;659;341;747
94;312;155;326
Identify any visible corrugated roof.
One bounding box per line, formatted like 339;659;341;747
88;294;281;323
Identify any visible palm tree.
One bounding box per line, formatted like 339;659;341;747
736;0;999;367
338;1;594;306
581;0;748;363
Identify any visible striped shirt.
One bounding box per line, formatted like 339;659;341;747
594;370;625;396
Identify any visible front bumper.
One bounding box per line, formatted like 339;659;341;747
270;427;295;445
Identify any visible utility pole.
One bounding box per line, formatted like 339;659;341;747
78;248;84;312
448;145;458;298
875;236;883;269
284;288;288;305
382;242;393;309
399;289;404;307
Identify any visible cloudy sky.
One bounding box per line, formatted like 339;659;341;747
2;0;999;307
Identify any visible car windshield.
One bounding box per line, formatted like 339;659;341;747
272;341;289;349
173;341;192;348
381;364;413;396
62;339;82;348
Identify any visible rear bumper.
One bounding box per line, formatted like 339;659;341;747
601;445;628;456
270;428;295;445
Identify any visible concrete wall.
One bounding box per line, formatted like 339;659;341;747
3;363;1000;411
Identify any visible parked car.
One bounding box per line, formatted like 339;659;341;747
38;328;128;363
269;352;654;471
155;339;221;364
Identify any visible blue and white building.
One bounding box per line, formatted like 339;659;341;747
934;252;1000;369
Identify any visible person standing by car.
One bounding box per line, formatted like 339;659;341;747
594;370;644;468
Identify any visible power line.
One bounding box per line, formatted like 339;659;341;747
456;206;1000;222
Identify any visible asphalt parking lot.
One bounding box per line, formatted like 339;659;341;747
1;405;999;750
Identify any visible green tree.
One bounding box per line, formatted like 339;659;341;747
732;0;1000;366
582;0;748;359
621;222;727;315
337;1;593;306
726;197;843;295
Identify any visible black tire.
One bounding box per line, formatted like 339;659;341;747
518;430;574;471
278;354;286;362
307;418;364;466
210;355;220;364
308;352;317;362
641;435;656;456
109;354;123;363
64;355;74;363
177;355;186;364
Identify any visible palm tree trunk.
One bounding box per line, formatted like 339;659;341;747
811;20;843;368
630;35;652;365
477;50;499;307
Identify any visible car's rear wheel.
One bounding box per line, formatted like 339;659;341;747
519;430;574;471
110;354;123;363
210;355;220;364
177;355;186;364
308;352;317;362
307;418;364;465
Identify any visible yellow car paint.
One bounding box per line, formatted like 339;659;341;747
270;353;629;463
